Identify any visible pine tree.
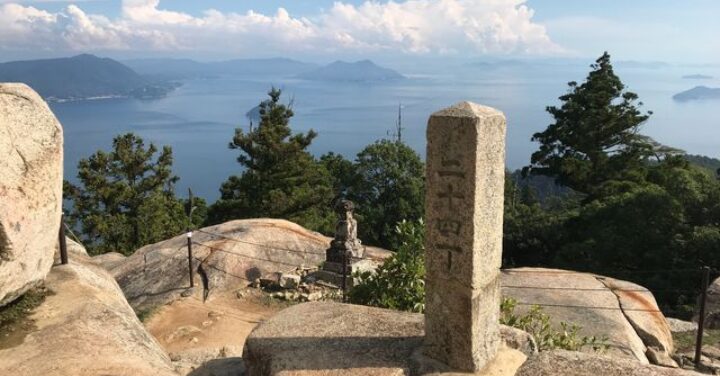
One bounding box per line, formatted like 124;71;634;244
64;133;196;255
525;52;653;197
208;88;334;232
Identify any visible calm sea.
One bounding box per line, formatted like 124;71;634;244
51;63;720;201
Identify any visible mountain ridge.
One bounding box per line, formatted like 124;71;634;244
124;57;318;79
296;60;405;82
0;54;177;101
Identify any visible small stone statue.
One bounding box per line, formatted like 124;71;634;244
326;199;364;264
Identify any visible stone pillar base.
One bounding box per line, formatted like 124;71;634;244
312;259;378;288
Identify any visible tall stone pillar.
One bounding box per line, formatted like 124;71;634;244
423;102;506;371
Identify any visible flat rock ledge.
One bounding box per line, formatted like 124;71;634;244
243;302;700;376
0;251;176;376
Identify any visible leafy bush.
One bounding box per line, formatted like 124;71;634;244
348;219;425;312
500;297;608;352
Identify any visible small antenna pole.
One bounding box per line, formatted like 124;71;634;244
397;102;403;143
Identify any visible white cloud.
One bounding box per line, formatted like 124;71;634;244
0;0;563;56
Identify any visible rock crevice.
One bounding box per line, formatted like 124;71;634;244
597;276;677;367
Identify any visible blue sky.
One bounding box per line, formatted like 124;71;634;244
0;0;717;63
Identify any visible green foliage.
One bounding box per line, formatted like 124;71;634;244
673;329;720;353
134;306;160;323
500;298;608;352
183;195;208;229
684;154;720;177
503;170;579;267
514;53;720;317
317;140;425;248
525;52;653;198
552;158;720;317
348;219;425;312
348;140;425;248
319;151;357;202
208;88;334;233
64;133;199;255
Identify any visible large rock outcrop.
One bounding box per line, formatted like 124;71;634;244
0;243;177;376
0;83;63;307
501;268;675;366
113;219;391;311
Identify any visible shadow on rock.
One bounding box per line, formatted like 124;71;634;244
187;357;245;376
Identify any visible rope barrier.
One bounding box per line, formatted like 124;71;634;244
193;241;312;268
195;228;326;256
500;285;697;294
513;301;663;313
500;268;703;275
192;255;253;282
63;222;83;245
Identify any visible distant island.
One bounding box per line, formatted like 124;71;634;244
0;54;179;102
124;57;318;80
682;74;714;79
297;60;405;82
673;85;720;101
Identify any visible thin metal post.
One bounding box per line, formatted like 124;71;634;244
695;266;711;368
59;213;68;265
187;230;194;288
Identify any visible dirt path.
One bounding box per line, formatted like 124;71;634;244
144;289;284;375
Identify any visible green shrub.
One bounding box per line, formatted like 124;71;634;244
500;297;608;352
348;219;425;312
134;306;160;323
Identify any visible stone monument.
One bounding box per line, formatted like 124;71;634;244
423;101;507;371
243;102;514;376
317;199;368;286
325;199;365;266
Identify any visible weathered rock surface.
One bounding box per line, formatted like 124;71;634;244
699;276;720;328
499;326;538;357
501;268;678;365
516;350;700;376
0;83;63;307
0;244;177;376
243;302;535;376
170;346;244;375
114;219;392;311
599;276;676;366
244;302;424;376
666;318;697;333
66;237;88;256
91;251;127;270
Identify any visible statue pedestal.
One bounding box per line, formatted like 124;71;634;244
314;198;370;289
313;258;376;288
